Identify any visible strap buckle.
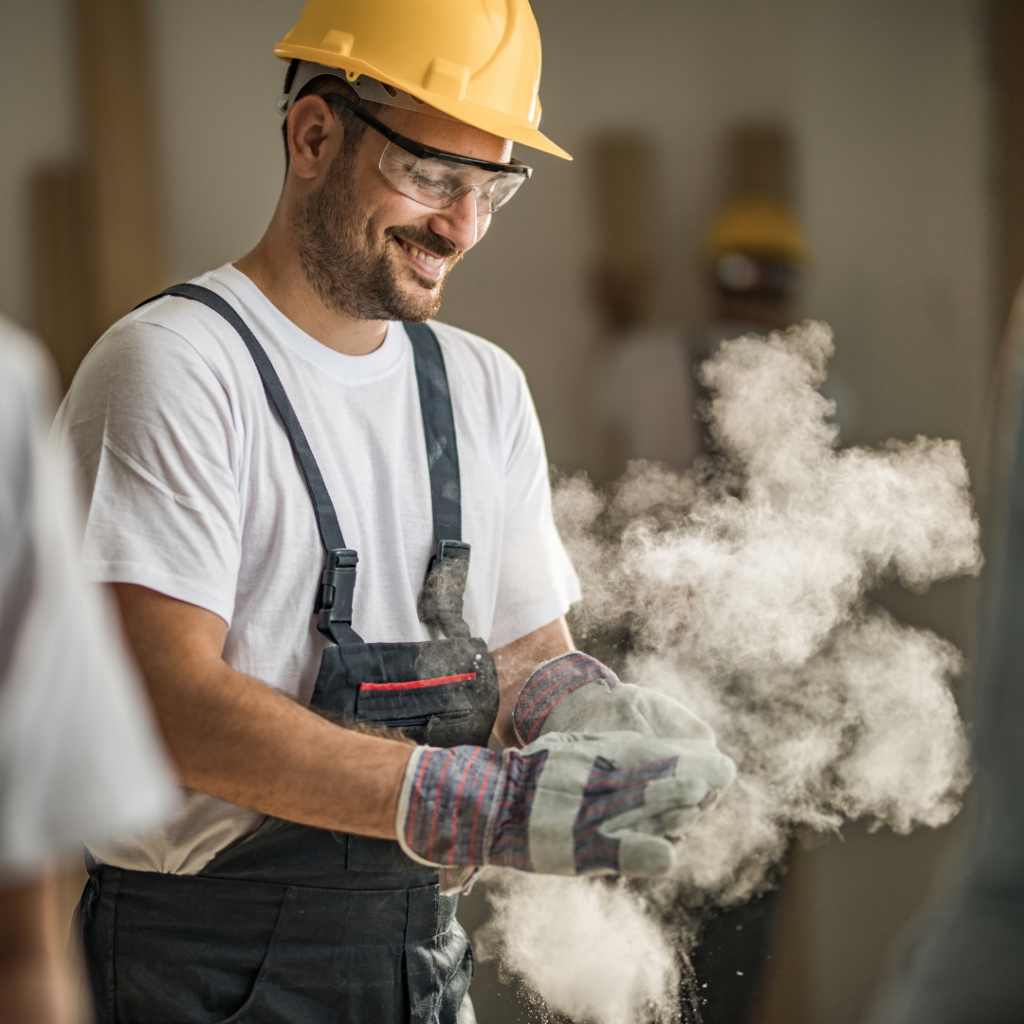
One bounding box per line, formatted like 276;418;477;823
427;539;470;576
316;548;359;643
419;540;471;639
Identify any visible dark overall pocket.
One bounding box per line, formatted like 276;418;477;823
310;637;500;872
85;869;286;1024
87;869;469;1024
312;637;499;748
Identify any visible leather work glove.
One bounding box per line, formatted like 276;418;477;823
514;652;716;746
396;731;735;889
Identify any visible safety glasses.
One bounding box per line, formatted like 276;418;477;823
323;93;532;217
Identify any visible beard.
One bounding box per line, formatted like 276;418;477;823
293;149;463;323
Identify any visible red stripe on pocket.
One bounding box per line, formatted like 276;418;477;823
359;672;477;692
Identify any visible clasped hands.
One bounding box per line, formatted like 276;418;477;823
396;653;735;888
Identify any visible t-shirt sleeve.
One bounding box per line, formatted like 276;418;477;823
58;316;244;624
0;327;176;878
488;360;581;650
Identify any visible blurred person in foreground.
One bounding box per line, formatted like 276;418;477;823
866;285;1024;1024
0;315;176;1023
54;1;735;1021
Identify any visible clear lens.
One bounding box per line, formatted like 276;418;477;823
379;142;526;216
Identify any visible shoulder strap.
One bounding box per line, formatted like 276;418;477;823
404;321;470;639
136;284;360;644
405;321;461;541
135;285;470;641
152;285;347;550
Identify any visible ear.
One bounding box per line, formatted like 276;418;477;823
286;95;343;181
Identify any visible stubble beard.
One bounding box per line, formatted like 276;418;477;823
293;150;463;323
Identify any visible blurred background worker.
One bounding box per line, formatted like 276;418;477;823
597;127;811;480
0;316;175;1023
693;128;808;359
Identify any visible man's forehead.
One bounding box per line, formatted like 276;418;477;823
381;104;513;164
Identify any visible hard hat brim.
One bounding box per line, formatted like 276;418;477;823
275;43;572;161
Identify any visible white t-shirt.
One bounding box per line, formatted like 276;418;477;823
0;317;176;881
56;263;580;874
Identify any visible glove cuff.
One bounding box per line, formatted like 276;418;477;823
395;746;437;867
397;744;507;869
513;652;621;745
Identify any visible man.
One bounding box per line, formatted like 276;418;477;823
0;317;175;1024
57;2;735;1021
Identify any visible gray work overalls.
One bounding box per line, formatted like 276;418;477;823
78;285;500;1024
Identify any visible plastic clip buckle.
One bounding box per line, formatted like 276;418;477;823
428;539;470;576
316;548;358;639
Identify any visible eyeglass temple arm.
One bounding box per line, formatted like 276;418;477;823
320;92;532;177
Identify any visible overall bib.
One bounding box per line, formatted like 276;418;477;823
80;285;501;1024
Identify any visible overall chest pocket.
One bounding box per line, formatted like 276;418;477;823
311;637;499;749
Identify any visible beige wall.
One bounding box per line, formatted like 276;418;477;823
0;2;994;1022
148;0;304;280
797;0;992;457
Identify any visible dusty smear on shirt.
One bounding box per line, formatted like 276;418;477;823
472;322;980;1023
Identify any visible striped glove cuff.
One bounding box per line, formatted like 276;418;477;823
397;744;549;871
513;652;621;745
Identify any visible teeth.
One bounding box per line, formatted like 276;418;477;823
406;243;443;268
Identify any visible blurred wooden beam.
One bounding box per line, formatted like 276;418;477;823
31;0;169;387
731;126;791;204
30;166;93;391
591;132;662;330
76;0;168;336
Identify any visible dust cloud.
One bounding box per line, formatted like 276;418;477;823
474;322;980;1024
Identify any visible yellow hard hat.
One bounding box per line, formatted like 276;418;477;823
701;196;810;267
275;0;571;160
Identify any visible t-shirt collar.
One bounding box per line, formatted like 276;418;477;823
217;263;409;384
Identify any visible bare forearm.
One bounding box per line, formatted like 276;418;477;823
492;617;574;747
165;662;412;837
113;584;412;839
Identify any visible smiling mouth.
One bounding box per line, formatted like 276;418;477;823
394;236;447;271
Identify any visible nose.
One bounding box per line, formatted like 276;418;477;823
427;191;488;252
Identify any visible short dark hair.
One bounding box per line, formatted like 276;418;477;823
281;60;388;170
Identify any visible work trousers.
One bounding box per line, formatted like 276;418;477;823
80;863;474;1024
